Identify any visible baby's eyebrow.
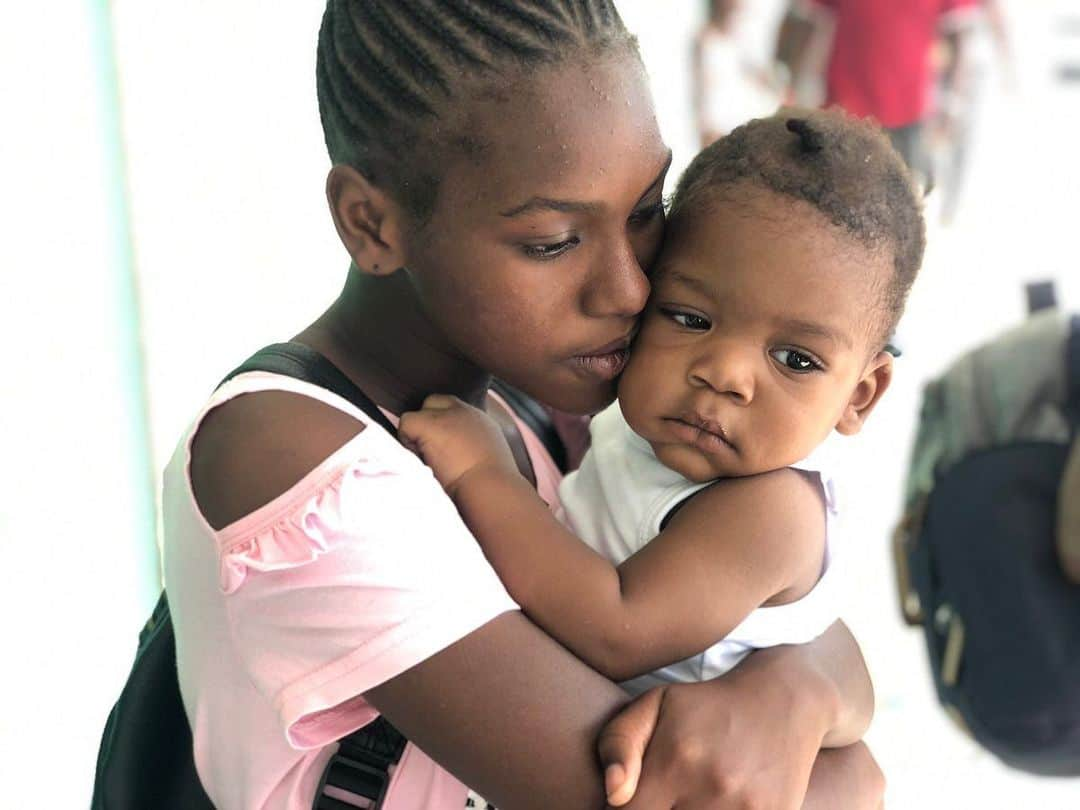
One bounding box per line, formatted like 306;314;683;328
665;270;716;299
778;318;853;350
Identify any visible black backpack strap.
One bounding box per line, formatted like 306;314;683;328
220;342;397;436
489;378;567;473
1066;315;1080;432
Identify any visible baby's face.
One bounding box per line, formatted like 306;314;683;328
618;189;893;482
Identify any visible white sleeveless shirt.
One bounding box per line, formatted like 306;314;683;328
558;402;845;696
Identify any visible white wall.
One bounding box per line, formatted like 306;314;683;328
1;3;159;806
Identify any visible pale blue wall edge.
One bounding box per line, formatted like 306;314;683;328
89;0;161;612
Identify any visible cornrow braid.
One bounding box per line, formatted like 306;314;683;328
316;0;637;220
669;107;925;345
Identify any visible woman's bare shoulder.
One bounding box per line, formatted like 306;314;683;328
190;391;368;530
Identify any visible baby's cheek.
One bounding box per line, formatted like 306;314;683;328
616;361;653;426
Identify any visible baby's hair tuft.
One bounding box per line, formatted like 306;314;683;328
786;118;824;154
670;107;925;346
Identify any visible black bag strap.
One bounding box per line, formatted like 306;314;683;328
1066;315;1080;433
221;342;397;436
223;343;569;473
489;378;568;472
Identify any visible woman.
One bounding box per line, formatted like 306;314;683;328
167;2;883;807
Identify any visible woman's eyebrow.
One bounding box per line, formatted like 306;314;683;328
500;198;602;218
499;149;674;218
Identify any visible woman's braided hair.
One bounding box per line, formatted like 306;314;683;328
316;0;637;219
670;107;926;344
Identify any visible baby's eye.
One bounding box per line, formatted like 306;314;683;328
770;348;822;373
664;309;711;331
521;236;580;260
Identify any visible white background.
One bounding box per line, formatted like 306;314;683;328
1;1;1077;807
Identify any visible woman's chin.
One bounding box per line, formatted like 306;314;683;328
507;373;617;416
546;378;618;416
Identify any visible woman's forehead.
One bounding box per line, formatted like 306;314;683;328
436;54;668;212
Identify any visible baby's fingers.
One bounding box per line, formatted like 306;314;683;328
420;393;464;411
397;410;436;448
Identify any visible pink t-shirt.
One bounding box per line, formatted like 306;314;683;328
162;371;562;809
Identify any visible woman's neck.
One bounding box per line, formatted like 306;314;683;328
295;266;491;415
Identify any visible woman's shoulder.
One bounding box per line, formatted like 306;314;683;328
189;385;374;531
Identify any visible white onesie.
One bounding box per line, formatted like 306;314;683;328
558;401;844;696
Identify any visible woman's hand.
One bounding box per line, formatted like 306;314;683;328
599;679;824;809
597;623;876;809
599;687;884;810
399;394;519;495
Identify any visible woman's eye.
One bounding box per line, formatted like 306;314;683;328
628;201;665;227
666;310;711;331
521;237;579;260
771;348;822;373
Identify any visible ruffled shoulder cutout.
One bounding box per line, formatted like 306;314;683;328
179;369;418;593
213;428;426;595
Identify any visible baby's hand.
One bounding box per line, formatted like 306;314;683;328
399;394;519;496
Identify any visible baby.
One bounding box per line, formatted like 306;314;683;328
401;107;924;799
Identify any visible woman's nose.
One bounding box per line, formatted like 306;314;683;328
581;241;651;320
688;346;755;404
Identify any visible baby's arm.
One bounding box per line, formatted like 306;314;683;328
400;395;826;680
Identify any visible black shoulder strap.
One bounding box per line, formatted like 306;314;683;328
225;342;568;473
1066;315;1080;433
489;378;568;472
220;342;397;436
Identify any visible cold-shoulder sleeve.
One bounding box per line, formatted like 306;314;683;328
215;429;518;750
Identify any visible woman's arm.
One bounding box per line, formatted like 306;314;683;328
601;620;876;807
372;615;878;810
196;392;874;808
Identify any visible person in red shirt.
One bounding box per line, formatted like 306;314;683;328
776;0;980;186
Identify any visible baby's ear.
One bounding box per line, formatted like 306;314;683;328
325;164;408;277
835;351;893;436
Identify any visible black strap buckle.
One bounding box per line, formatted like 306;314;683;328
314;718;407;810
314;752;393;809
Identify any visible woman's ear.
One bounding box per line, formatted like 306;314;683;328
835;351;894;436
326;165;408;277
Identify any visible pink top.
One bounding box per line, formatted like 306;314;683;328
162;371;563;809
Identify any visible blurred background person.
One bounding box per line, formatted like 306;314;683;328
775;0;982;189
693;0;783;147
935;0;1013;224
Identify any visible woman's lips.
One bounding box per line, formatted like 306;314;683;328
665;415;737;455
571;333;634;381
571;347;630;381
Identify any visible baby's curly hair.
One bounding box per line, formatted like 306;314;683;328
669;107;925;346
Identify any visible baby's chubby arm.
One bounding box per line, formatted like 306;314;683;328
400;394;825;686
